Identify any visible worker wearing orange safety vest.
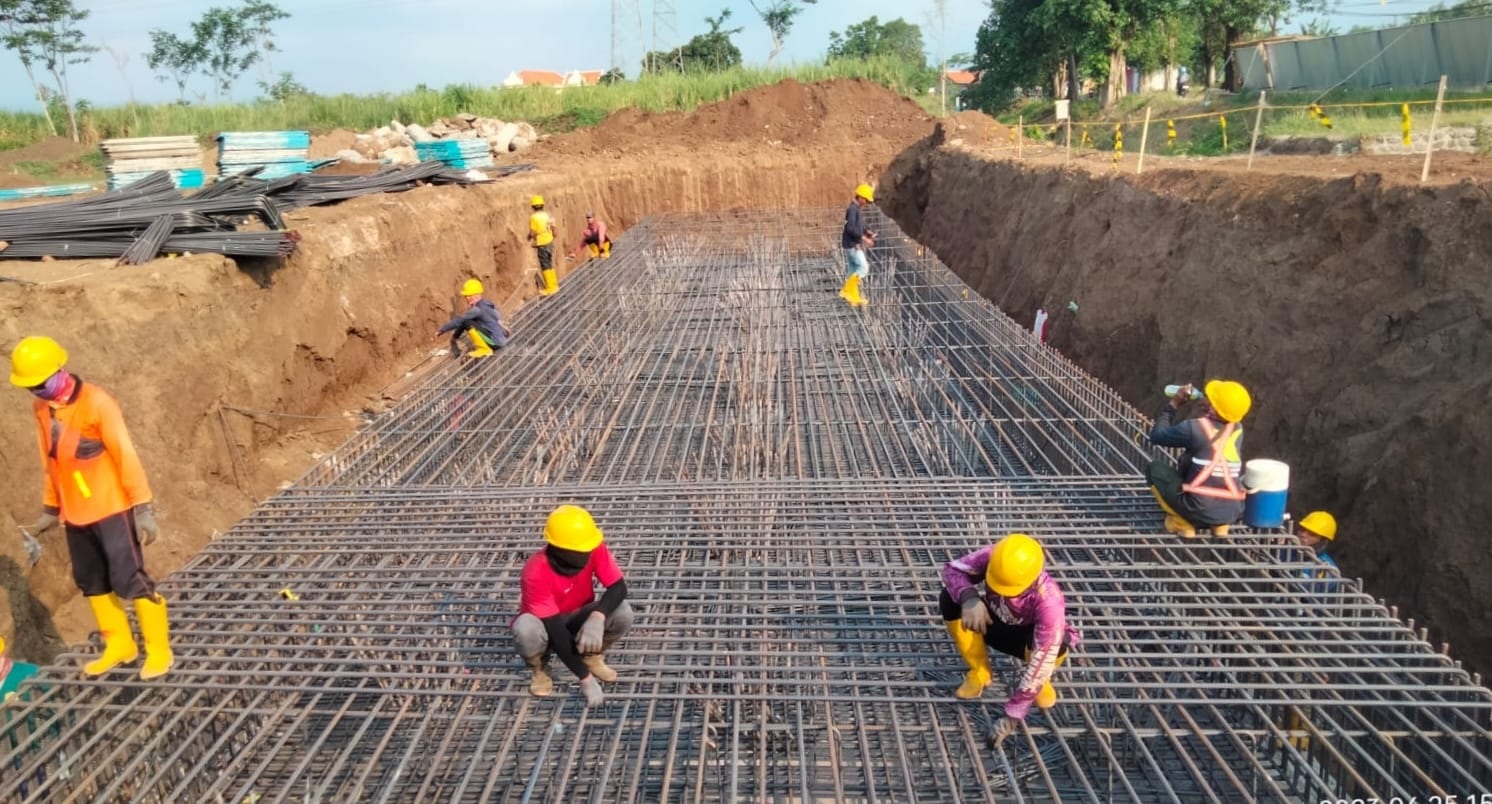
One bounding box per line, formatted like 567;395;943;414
529;195;559;296
9;336;174;680
1145;380;1251;538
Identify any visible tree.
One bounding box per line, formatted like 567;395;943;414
239;0;288;82
827;16;926;66
748;0;815;66
600;67;626;84
0;0;94;142
0;0;56;135
1298;18;1337;35
644;8;743;73
1409;0;1487;23
257;71;306;102
146;29;203;103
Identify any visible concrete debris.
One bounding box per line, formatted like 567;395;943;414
351;114;540;165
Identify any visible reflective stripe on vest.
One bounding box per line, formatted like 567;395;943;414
1181;418;1245;501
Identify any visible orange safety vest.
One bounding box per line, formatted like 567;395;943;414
1180;418;1245;501
33;382;153;526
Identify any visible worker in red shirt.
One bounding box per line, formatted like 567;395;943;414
512;505;633;706
9;336;173;681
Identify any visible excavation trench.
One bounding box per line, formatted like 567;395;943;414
0;153;894;661
880;132;1492;675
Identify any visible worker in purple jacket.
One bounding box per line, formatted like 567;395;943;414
940;533;1072;745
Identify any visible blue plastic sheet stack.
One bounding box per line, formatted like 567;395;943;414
414;138;494;169
0;182;99;202
217;131;318;180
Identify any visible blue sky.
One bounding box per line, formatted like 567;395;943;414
0;0;1457;110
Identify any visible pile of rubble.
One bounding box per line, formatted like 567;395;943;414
338;115;541;164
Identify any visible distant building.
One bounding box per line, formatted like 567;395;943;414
943;69;979;88
563;70;605;87
501;70;565;88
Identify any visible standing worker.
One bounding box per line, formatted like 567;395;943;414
511;505;634;707
529;195;559;296
838;184;877;307
9;336;173;680
434;278;511;358
569;212;612;261
940;533;1071;745
1146;380;1251;538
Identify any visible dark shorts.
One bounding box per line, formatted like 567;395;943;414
66;509;156;599
938;588;1070;660
537;244;554;270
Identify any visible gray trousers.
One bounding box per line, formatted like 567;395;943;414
512;600;635;659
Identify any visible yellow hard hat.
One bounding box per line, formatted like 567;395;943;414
1299;510;1337;541
1204;379;1252;423
460;278;484;296
855;183;874;202
530;195;544;208
10;336;68;388
985;533;1045;597
544;504;603;552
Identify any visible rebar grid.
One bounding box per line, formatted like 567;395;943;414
2;210;1489;803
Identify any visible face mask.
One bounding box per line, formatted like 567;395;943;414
545;544;591;576
29;372;68;402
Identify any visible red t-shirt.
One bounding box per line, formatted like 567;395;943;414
518;543;624;619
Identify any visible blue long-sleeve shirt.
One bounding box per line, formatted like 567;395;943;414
437;299;508;348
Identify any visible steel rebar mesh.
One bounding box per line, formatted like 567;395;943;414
2;209;1488;803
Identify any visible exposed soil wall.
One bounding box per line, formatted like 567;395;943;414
0;79;934;662
881;131;1492;674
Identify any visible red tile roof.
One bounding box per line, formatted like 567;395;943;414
518;70;564;87
944;70;979;86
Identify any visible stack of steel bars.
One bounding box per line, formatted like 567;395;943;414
1;209;1488;803
0;163;485;264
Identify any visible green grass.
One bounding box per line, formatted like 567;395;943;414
0;59;938;152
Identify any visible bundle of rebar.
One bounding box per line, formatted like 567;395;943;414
1;209;1487;803
0;162;484;264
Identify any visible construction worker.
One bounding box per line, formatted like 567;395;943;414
529;195;559;295
434;278;510;358
1296;510;1339;572
511;505;633;707
1146;380;1251;538
569;212;612;260
1;636;39;703
9;336;173;680
940;533;1070;745
838;183;877;307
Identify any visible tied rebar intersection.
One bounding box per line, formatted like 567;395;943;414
2;209;1490;803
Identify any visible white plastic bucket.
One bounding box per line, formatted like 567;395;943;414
1243;459;1290;492
1243;459;1290;527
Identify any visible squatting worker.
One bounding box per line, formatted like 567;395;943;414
838;183;877;307
570;212;612;260
1146;380;1251;539
529;195;559;295
434;278;510;358
9;336;174;680
1296;510;1338;572
940;533;1072;745
512;505;634;707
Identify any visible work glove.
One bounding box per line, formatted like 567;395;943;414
961;596;992;634
29;511;59;536
989;716;1021;747
133;504;160;547
19;529;42;567
579;674;604;707
576;612;606;654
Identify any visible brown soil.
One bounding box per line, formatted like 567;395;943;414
0;136;98;189
882;122;1492;674
308;129;359;159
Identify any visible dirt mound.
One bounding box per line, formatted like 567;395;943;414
883;137;1492;675
0;137;98;188
939;110;1010;147
309;129;359;159
540;78;934;159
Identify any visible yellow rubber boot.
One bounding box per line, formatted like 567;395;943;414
1164;514;1198;539
600;241;611;258
134;595;175;680
946;621;991;699
1149;485;1184;519
838;275;855;302
847;275;867;307
466;330;494;358
1030;652;1067;710
83;594;138;676
541;268;559;295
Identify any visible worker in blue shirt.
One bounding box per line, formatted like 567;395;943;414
434;279;510;358
838;184;876;307
1296;510;1339;572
